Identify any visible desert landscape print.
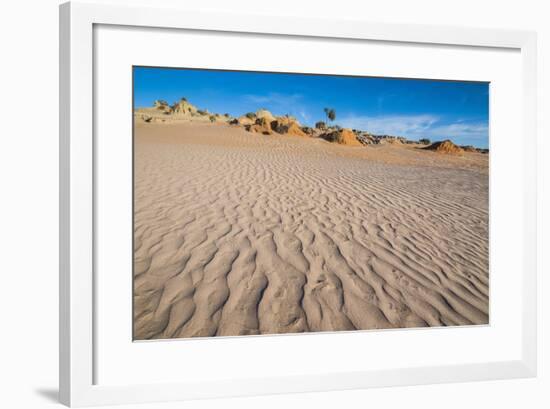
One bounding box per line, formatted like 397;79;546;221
133;67;489;340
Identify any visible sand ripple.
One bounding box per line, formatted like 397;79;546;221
133;122;489;339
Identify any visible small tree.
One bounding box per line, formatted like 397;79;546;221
323;107;336;126
328;109;336;123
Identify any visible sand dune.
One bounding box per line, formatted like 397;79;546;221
133;122;489;340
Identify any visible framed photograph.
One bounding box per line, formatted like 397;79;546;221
59;1;537;406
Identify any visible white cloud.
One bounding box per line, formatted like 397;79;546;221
340;114;438;136
428;122;488;141
340;114;488;144
243;92;311;123
244;92;303;107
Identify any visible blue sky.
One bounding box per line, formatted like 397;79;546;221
134;67;489;148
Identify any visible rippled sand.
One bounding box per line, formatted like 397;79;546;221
133;121;489;340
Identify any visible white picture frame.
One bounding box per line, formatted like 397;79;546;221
59;1;537;407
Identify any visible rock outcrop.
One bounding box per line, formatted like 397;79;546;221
235;115;256;126
255;109;275;123
153;100;173;115
356;132;376;145
377;136;406;145
245;117;273;135
461;145;478;153
172;98;198;116
242;114;308;137
424;140;464;155
270;116;307;137
320;128;362;146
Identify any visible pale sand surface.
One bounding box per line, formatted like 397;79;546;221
133;122;489;340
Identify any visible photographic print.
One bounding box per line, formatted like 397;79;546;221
132;67;489;340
